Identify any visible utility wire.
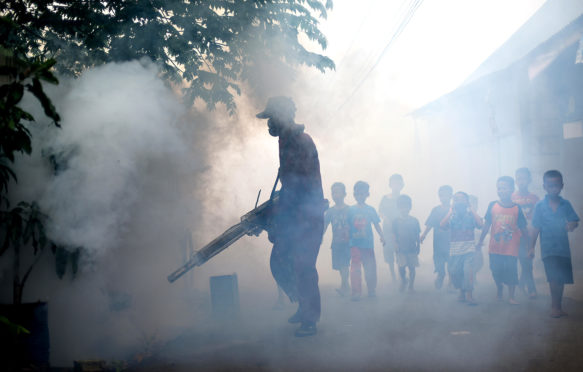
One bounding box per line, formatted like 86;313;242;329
336;0;424;112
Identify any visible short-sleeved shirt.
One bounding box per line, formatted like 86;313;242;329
511;192;539;222
379;195;399;235
532;196;580;259
484;201;527;257
425;205;451;252
324;205;350;249
446;211;480;256
393;216;421;254
348;204;381;249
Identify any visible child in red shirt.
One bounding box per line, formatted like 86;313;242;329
477;176;528;304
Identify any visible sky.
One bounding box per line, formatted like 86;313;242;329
306;0;548;110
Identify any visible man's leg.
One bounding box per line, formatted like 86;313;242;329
294;231;321;326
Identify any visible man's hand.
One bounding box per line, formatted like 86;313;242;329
380;236;386;246
528;248;535;259
420;232;427;244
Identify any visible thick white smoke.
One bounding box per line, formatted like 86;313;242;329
34;60;189;256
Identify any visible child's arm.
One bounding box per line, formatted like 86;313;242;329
323;212;331;235
476;220;491;251
520;226;531;257
567;221;579;232
530;227;540;257
471;210;483;228
420;225;432;244
440;209;453;228
373;222;385;246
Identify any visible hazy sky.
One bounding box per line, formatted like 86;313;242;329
310;0;547;109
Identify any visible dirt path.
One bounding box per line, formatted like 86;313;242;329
133;274;583;372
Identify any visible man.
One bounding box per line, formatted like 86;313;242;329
256;96;325;337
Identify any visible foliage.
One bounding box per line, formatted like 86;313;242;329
0;314;30;335
1;0;336;113
1;16;64;305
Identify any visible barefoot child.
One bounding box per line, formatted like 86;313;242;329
421;185;453;289
393;195;421;293
348;181;385;300
324;182;351;296
477;176;528;305
531;170;579;318
379;174;404;282
441;192;483;304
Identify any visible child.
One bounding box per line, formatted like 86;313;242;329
511;167;540;298
469;194;484;277
531;170;579;318
324;182;351;296
477;176;528;305
441;192;483;304
421;185;453;289
393;195;421;293
378;174;404;281
348;181;385;301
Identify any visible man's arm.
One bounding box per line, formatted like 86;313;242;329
567;221;579;232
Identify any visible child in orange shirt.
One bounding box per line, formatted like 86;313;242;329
477;176;528;304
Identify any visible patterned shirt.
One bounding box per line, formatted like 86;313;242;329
348;204;381;249
324;205;350;249
484;201;527;257
512;191;539;222
447;211;480;256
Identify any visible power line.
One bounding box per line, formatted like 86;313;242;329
336;0;424;112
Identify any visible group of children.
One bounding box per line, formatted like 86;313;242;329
323;169;579;317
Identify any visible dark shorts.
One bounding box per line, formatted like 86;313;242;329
543;256;574;284
489;254;518;285
332;242;351;270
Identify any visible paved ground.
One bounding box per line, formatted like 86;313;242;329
132;272;583;372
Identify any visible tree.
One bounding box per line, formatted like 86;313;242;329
1;0;336;113
1;16;63;305
0;0;336;304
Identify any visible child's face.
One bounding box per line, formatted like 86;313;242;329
439;190;452;206
353;188;368;204
398;204;411;217
515;173;531;191
331;187;346;204
389;179;404;193
543;177;563;197
497;181;514;201
452;194;468;213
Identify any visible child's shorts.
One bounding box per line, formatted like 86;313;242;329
543;256;574;284
331;242;351;270
489;253;518;285
397;252;419;268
